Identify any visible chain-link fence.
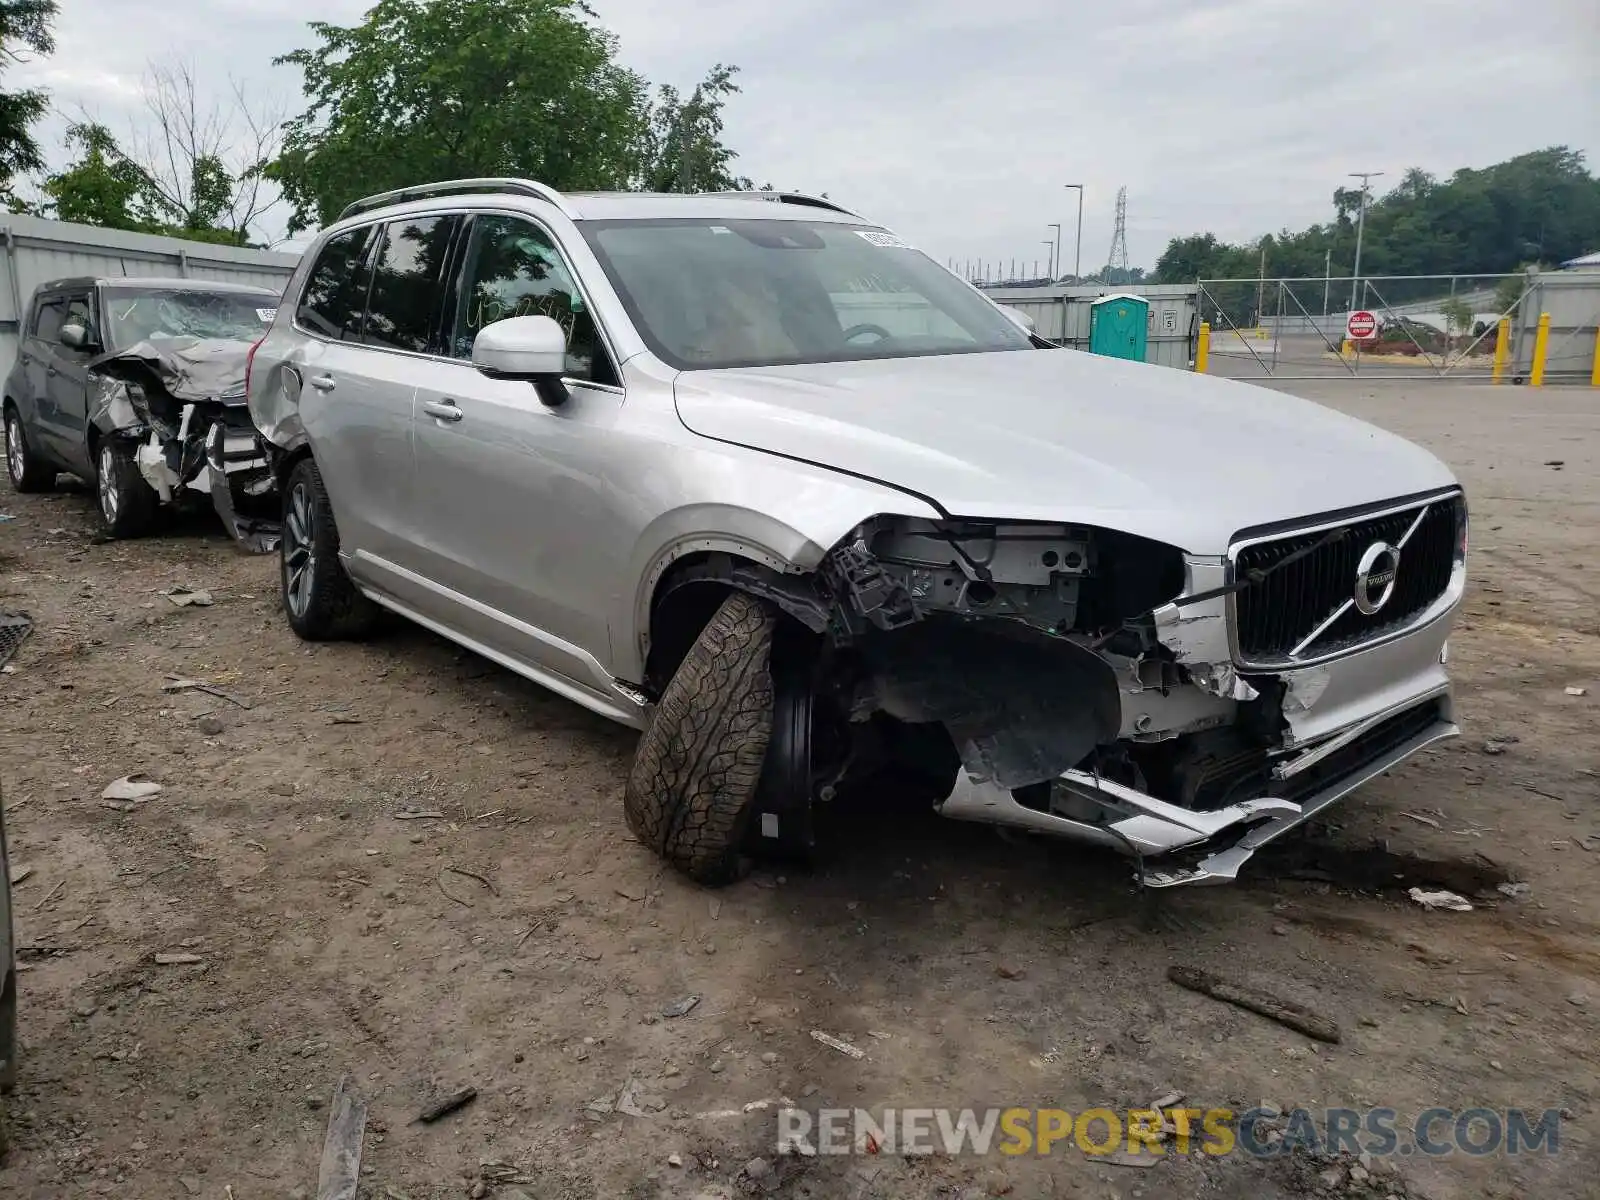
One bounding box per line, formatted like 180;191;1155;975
1195;274;1559;381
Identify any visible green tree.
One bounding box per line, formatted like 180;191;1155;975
1155;148;1600;291
1438;295;1473;340
637;64;749;193
269;0;750;232
270;0;646;232
40;122;149;229
0;0;57;205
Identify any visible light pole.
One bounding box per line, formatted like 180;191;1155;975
1063;185;1084;281
1041;241;1054;281
1046;223;1062;279
1348;171;1383;313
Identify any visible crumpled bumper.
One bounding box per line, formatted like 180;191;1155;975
935;688;1457;887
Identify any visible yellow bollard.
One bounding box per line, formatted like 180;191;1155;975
1529;312;1551;387
1491;317;1510;383
1591;325;1600;388
1195;322;1210;374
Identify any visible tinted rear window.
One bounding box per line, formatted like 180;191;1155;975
361;216;459;354
297;226;375;340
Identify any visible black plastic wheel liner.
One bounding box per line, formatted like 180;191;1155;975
744;627;822;861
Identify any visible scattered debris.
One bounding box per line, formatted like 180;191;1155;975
1099;1150;1162;1170
1496;882;1531;900
996;962;1026;980
154;952;204;965
393;809;445;821
810;1030;866;1059
1481;736;1519;756
1544;460;1566;468
415;1087;477;1123
1400;812;1441;828
316;1075;367;1200
196;715;225;736
1167;965;1341;1044
615;886;645;901
667;1153;683;1168
1148;1091;1185;1111
1408;887;1474;912
743;1157;772;1180
1565;686;1588;697
616;1077;667;1117
709;898;722;920
330;714;364;725
437;865;496;906
163;676;253;709
163;587;214;607
1569;992;1590;1008
101;774;163;802
8;864;33;885
32;879;64;909
661;995;701;1019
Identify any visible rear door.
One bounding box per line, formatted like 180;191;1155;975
17;292;64;458
287;222;417;563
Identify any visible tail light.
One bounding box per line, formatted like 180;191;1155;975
244;336;264;397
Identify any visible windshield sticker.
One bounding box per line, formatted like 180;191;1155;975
256;307;277;322
856;230;912;249
709;225;732;235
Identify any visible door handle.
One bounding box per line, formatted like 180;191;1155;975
422;399;463;423
308;374;337;392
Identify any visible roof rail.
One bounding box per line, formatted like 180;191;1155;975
337;178;574;222
698;190;862;218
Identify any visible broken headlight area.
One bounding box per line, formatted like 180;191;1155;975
87;339;279;552
779;517;1454;887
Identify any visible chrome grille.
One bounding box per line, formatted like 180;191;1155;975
1231;492;1463;668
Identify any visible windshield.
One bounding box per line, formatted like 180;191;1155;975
103;288;277;348
581;218;1032;370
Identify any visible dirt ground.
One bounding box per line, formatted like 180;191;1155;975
1;380;1596;1200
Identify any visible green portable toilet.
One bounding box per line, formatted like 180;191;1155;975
1088;293;1150;361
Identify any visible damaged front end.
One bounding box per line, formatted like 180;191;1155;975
89;338;279;551
725;492;1466;887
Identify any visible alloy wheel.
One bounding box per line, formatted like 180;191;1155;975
283;481;316;618
98;443;120;522
5;416;22;483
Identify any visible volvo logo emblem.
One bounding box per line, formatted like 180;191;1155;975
1354;542;1401;615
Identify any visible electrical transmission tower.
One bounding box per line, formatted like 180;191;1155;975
1105;186;1129;280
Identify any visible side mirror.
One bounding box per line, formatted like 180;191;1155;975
60;322;90;349
472;315;569;406
999;305;1036;335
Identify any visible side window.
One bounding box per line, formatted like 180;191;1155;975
32;296;65;342
446;215;616;385
297;225;375;341
362;215;460;354
62;294;93;340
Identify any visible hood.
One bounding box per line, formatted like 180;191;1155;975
91;336;253;406
673;350;1458;553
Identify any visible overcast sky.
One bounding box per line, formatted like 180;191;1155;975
13;0;1599;270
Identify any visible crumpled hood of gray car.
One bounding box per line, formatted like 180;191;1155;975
91;336;253;406
673;349;1458;553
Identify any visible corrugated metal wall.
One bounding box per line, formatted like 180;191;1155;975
983;283;1199;369
0;213;301;378
1515;270;1600;383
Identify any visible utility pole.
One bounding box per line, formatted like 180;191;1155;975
1348;171;1383;313
1064;184;1084;281
1322;247;1331;316
1041;241;1054;281
1047;223;1062;279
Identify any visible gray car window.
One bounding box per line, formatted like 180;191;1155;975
32;296;66;342
445;215;615;385
297;225;376;341
362;215;459;354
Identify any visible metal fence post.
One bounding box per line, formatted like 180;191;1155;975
1530;313;1552;387
1591;324;1600;389
1492;318;1510;384
1195;322;1210;373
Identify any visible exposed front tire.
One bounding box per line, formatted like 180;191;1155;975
625;591;777;886
280;457;378;641
95;439;158;538
4;406;54;493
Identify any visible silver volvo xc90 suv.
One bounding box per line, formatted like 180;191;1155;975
246;179;1467;888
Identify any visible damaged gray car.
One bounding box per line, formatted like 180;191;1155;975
3;276;281;543
247;180;1467;889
